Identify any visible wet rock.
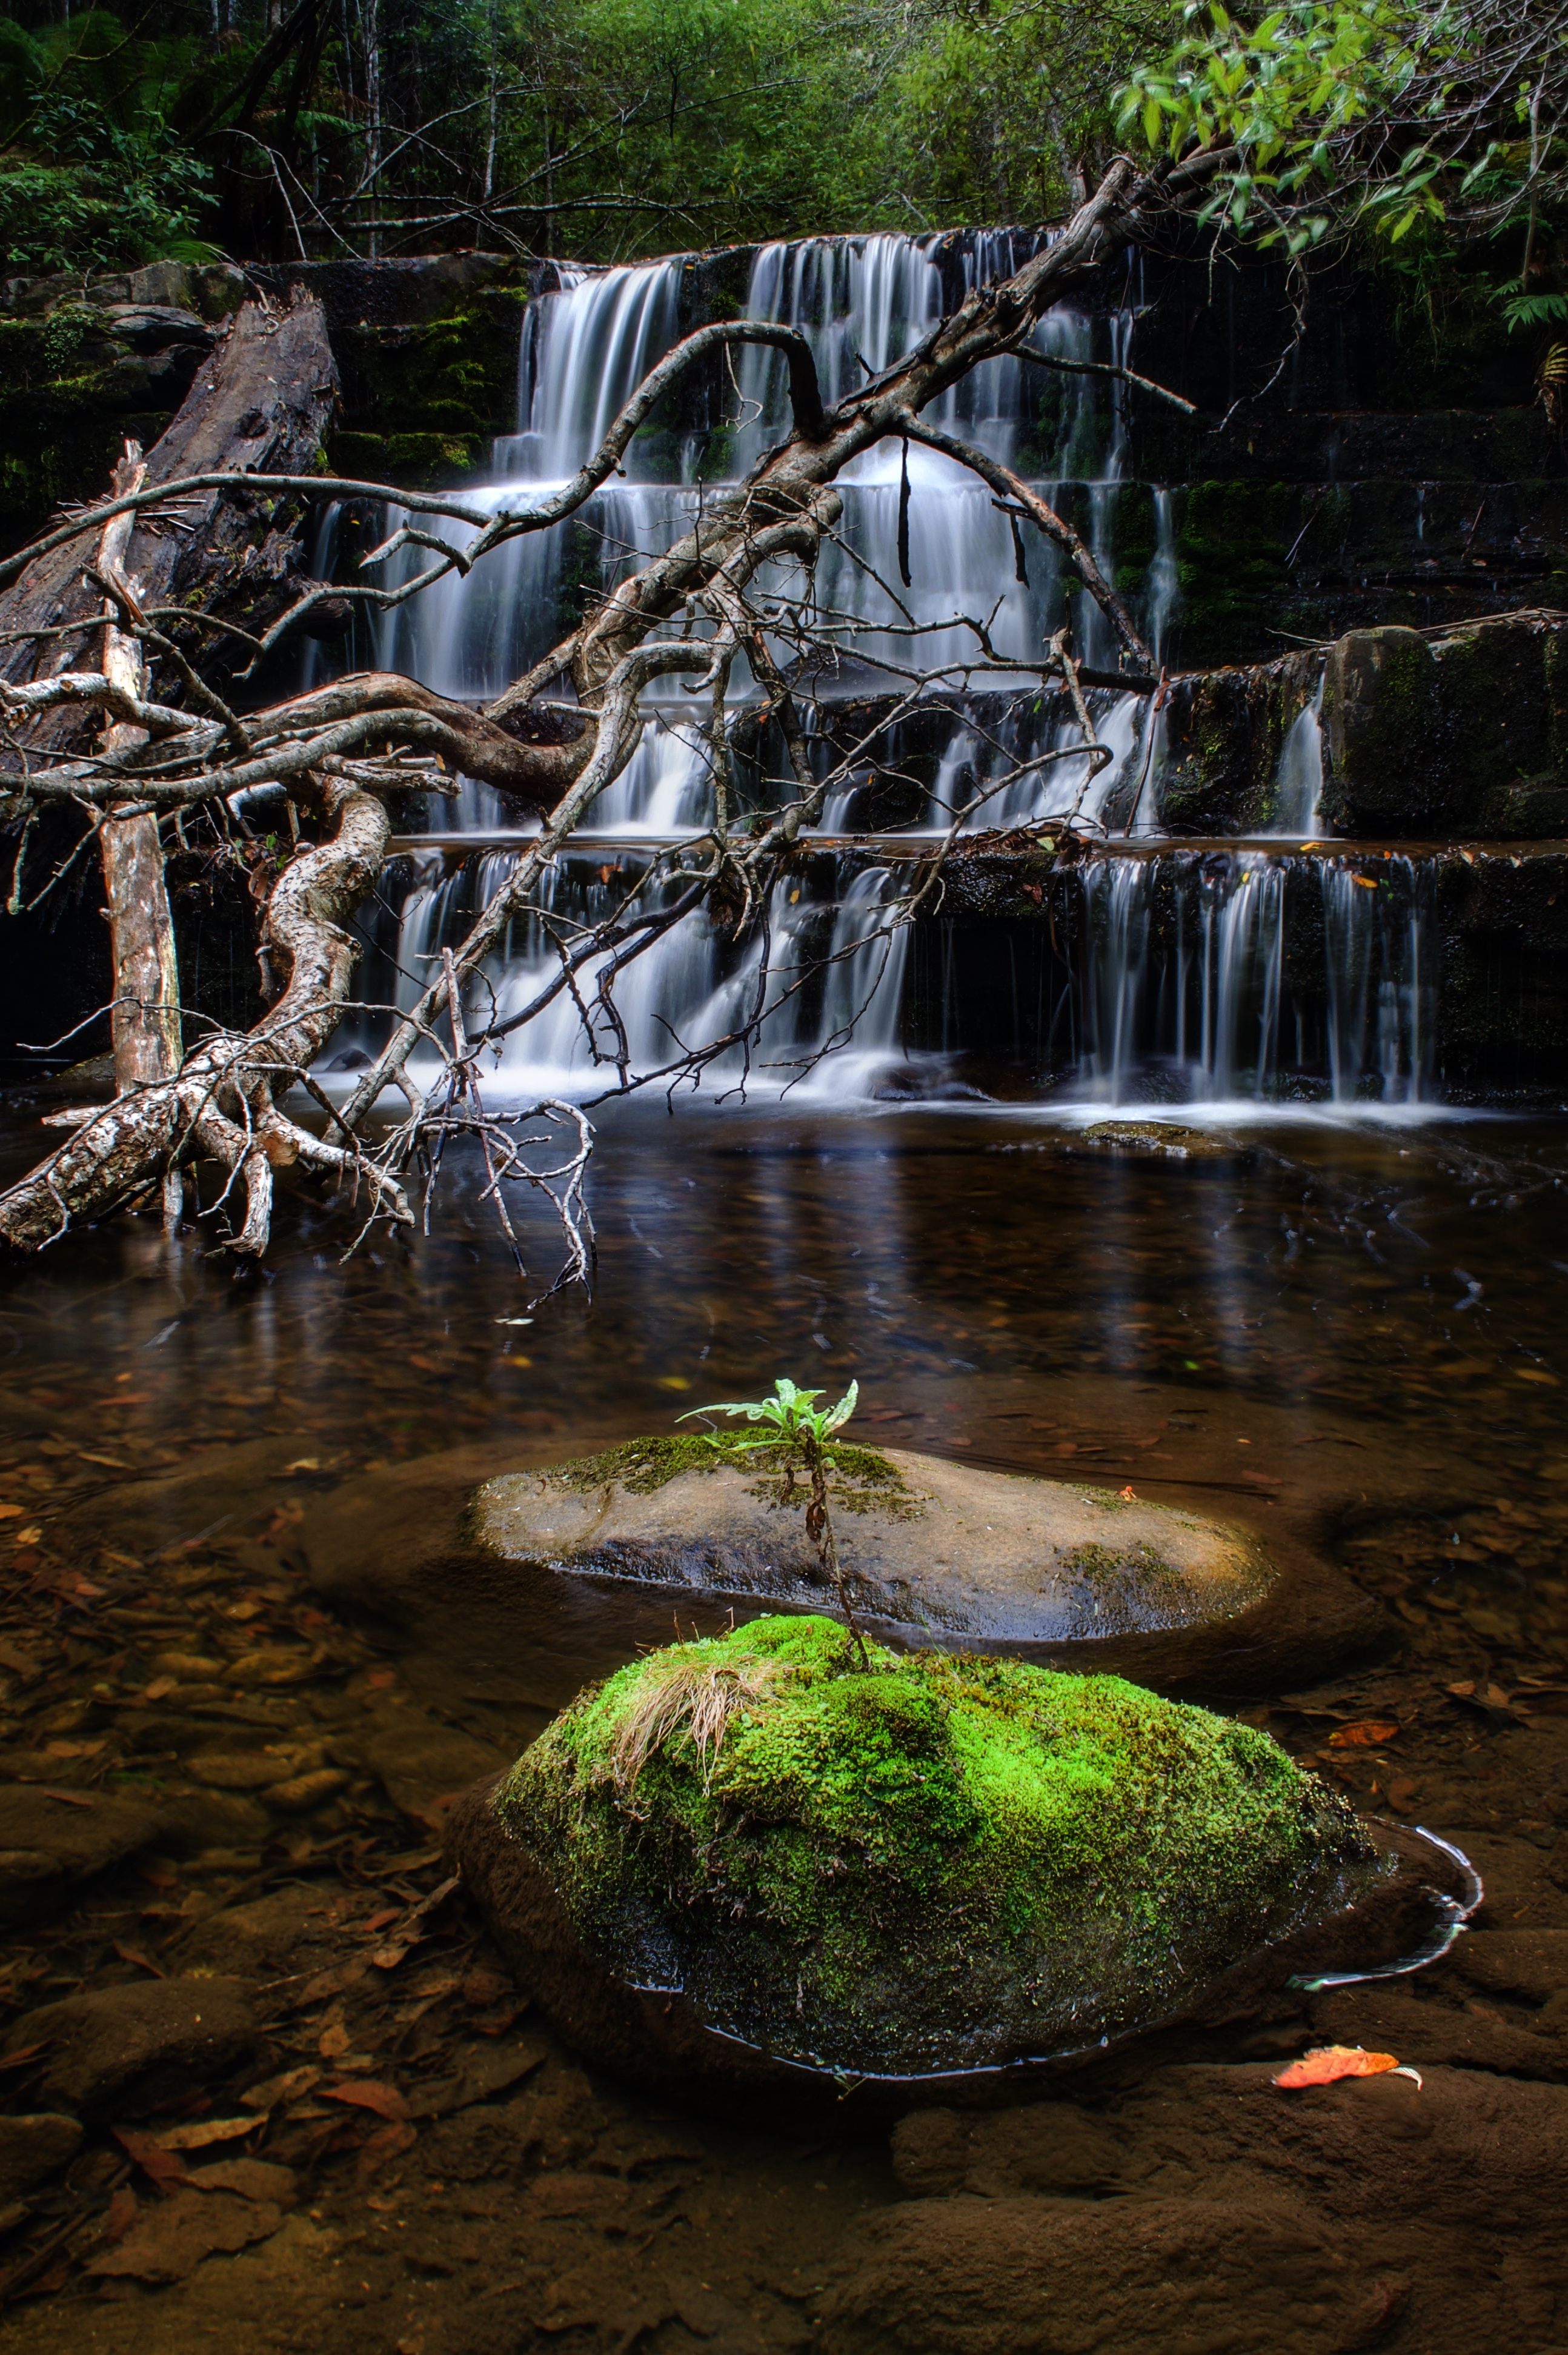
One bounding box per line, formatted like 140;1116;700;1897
158;1788;276;1854
1454;1927;1568;2005
1114;2059;1568;2241
177;1884;344;1979
1309;1982;1568;2080
357;1711;511;1823
1322;612;1568;838
0;2113;82;2200
5;1976;262;2120
1157;650;1318;834
0;1785;165;1929
819;2193;1399;2355
468;1435;1374;1692
85;2186;284;2283
450;1614;1387;2114
891;2102;1123;2198
1071;1120;1240;1160
185;1750;304;1791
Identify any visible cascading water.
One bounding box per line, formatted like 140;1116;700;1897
1048;853;1433;1107
1271;673;1327;838
342;235;1441;1113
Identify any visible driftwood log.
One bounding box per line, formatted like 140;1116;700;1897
0;291;341;758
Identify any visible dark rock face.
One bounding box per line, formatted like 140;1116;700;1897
1157;651;1318;834
0;1786;165;1930
1322;613;1568;838
4;1977;261;2120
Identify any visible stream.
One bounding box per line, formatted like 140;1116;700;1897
0;1098;1566;2348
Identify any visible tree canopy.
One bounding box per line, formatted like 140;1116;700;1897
2;0;1563;347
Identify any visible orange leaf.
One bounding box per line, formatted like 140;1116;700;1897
112;2128;189;2194
1273;2045;1398;2088
321;2080;410;2123
1327;1720;1400;1748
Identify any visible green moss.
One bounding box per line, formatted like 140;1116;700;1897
545;1430;911;1507
496;1615;1379;2076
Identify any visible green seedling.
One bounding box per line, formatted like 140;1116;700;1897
680;1377;868;1668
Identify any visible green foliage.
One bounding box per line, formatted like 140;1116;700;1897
1504;291;1568;332
1120;0;1452;251
0;19;217;274
682;1376;868;1661
680;1373;859;1448
497;1613;1379;2074
1121;0;1568;282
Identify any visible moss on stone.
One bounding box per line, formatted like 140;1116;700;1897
545;1431;908;1499
496;1614;1379;2076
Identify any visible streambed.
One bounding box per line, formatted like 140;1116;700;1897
0;1096;1565;2351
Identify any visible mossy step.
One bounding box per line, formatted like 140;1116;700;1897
448;1615;1406;2103
470;1437;1272;1647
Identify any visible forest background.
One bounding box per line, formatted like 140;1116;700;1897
1;0;1563;348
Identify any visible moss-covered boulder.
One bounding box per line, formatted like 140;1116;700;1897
455;1616;1383;2100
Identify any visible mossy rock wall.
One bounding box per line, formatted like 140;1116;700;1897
494;1614;1380;2079
0;261;246;556
1157;652;1318;834
1321;615;1568;838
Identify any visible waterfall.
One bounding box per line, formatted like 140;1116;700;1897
337;233;1447;1114
1271;672;1327;837
1063;853;1430;1107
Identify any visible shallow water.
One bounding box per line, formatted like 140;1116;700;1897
2;1098;1567;2350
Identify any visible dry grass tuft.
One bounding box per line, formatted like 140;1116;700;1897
611;1653;789;1790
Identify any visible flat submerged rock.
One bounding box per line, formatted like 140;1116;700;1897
471;1436;1272;1648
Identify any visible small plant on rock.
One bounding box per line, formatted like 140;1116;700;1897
680;1377;869;1668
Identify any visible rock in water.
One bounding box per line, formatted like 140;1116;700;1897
471;1437;1272;1646
454;1616;1383;2096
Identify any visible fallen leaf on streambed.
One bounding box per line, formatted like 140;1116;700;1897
86;2189;283;2283
104;2188;139;2242
322;2080;410;2123
142;2116;260;2153
241;2065;322;2113
188;2158;298;2206
1328;1720;1401;1748
1274;2046;1399;2088
111;1942;166;1977
112;2129;189;2194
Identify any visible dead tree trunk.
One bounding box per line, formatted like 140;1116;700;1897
0;291;339;756
95;449;185;1111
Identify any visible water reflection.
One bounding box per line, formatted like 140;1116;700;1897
2;1104;1565;1554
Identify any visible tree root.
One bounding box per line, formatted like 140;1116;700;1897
0;774;400;1256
